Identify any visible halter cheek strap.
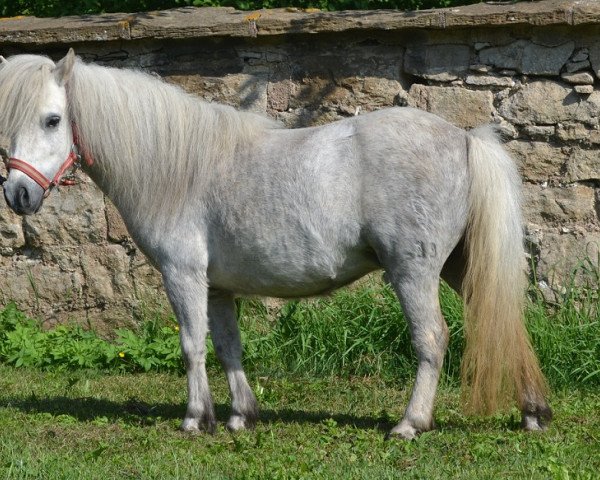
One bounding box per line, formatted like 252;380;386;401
1;125;93;197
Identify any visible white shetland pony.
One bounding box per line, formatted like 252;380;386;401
0;50;551;439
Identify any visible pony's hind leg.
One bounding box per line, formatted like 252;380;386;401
386;270;449;440
208;289;258;431
162;266;216;433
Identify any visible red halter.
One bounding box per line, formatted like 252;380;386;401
1;124;93;197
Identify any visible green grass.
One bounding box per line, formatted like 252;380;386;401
0;365;598;479
0;265;599;478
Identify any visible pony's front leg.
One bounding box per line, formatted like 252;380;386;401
208;289;258;431
162;266;216;433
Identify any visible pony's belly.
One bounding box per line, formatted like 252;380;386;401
207;251;380;298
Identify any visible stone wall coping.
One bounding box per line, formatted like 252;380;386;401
0;0;598;46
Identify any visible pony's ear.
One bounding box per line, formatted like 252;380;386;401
0;56;7;67
53;48;76;86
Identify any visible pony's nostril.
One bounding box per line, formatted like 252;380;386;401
18;186;30;209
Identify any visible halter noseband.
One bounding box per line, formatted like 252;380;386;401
0;125;93;197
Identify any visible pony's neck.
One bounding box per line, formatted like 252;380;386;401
67;60;276;228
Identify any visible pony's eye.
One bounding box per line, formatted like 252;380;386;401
45;115;61;128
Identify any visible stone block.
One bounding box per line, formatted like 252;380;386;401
166;73;268;114
361;77;404;106
0;252;85;322
80;244;133;307
0;241;160;328
267;79;291;112
574;85;594;95
407;84;494;129
561;71;595;85
522;125;554;140
288;74;403;123
555;123;590;142
0;209;24;251
571;49;589;63
166;74;238;105
523;184;596;225
286;46;404;121
564;60;591;73
479;40;574;75
21;179;106;248
535;231;600;286
588;43;600;79
105;198;129;244
130;249;167;318
565;148;600;182
465;74;515;87
404;44;470;81
469;64;491;73
505;141;566;182
498;80;600;125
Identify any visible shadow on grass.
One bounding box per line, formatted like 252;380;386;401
0;394;527;434
0;395;393;432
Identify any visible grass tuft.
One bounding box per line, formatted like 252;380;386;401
527;256;600;388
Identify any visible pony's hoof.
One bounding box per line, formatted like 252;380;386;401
180;416;217;434
386;422;419;441
521;416;546;431
226;415;252;432
180;417;201;433
521;402;552;432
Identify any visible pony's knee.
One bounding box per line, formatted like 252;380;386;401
413;316;449;369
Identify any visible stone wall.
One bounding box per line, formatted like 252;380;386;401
1;0;599;324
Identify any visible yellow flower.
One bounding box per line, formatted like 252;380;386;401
118;352;125;358
174;325;179;332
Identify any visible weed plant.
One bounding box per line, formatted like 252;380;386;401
0;264;598;389
0;304;183;372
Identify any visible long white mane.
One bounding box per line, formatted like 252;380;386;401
0;54;281;225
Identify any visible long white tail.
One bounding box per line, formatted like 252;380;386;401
461;126;548;414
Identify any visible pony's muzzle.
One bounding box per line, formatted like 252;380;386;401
3;179;44;215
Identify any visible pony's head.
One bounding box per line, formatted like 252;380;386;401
0;49;76;214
